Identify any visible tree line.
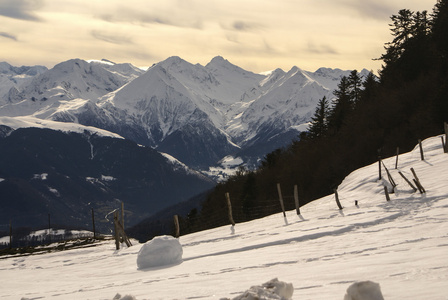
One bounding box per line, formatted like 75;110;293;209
130;0;448;240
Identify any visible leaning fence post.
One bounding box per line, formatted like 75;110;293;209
384;186;391;201
398;171;417;192
382;161;397;191
277;183;286;217
441;136;446;153
334;189;343;210
225;192;236;226
410;168;426;193
294;185;301;215
418;139;424;161
173;215;180;238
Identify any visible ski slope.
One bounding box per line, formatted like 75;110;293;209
0;135;447;299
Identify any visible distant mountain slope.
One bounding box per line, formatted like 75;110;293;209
0;57;369;172
0;126;215;231
0;62;47;103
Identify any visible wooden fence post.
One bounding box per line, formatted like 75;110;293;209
398;171;418;192
334;189;343;210
121;202;125;231
382;161;397;190
441;136;446;153
91;208;96;239
378;156;382;180
444;122;448;153
384;186;391;201
9;220;12;250
113;211;120;250
225;193;236;226
418;139;424;161
48;213;51;243
173;215;180;238
395;147;399;169
294;185;301;215
410;168;426;193
113;210;132;250
277;183;286;217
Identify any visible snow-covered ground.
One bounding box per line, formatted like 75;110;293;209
0;135;447;299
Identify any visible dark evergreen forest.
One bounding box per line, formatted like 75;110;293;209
130;0;448;241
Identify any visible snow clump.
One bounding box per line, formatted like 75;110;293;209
136;235;183;269
112;293;137;300
343;281;385;300
222;278;294;300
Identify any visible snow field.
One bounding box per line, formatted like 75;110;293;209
0;135;447;299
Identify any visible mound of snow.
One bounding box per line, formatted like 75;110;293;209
112;293;137;300
344;281;384;300
222;278;294;300
136;235;183;269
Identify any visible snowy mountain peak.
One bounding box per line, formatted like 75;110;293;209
0;56;371;171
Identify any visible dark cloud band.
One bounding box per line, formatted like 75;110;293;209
0;32;18;41
0;0;43;22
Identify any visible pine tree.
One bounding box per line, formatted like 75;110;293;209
327;76;352;133
348;70;363;104
308;96;329;139
359;72;379;102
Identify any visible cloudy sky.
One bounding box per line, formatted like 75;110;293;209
0;0;436;73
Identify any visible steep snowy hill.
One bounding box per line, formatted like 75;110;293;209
0;135;446;299
0;57;369;171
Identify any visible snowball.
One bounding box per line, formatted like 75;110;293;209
136;235;183;269
223;278;294;300
343;281;384;300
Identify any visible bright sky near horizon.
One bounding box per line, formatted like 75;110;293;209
0;0;437;73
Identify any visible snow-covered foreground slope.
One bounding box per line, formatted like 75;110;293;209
1;136;447;299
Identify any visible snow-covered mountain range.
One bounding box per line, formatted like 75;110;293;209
0;57;369;173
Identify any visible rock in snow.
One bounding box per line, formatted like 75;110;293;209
221;278;294;300
343;281;385;300
136;235;183;269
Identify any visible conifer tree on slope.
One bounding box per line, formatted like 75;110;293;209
308;96;329;139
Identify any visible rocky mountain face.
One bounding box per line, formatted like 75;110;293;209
0;57;369;173
0;126;214;231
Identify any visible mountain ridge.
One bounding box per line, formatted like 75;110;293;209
0;56;370;173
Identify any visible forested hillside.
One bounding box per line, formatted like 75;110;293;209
170;0;448;236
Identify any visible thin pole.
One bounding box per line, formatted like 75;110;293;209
91;208;96;239
48;213;51;243
334;189;343;210
418;139;424;161
121;202;125;230
225;193;236;226
395;147;399;169
384;186;390;201
277;183;286;217
9;220;12;250
173;215;180;238
378;156;382;180
294;185;300;215
444;122;448;153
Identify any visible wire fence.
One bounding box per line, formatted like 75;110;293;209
2;134;445;250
